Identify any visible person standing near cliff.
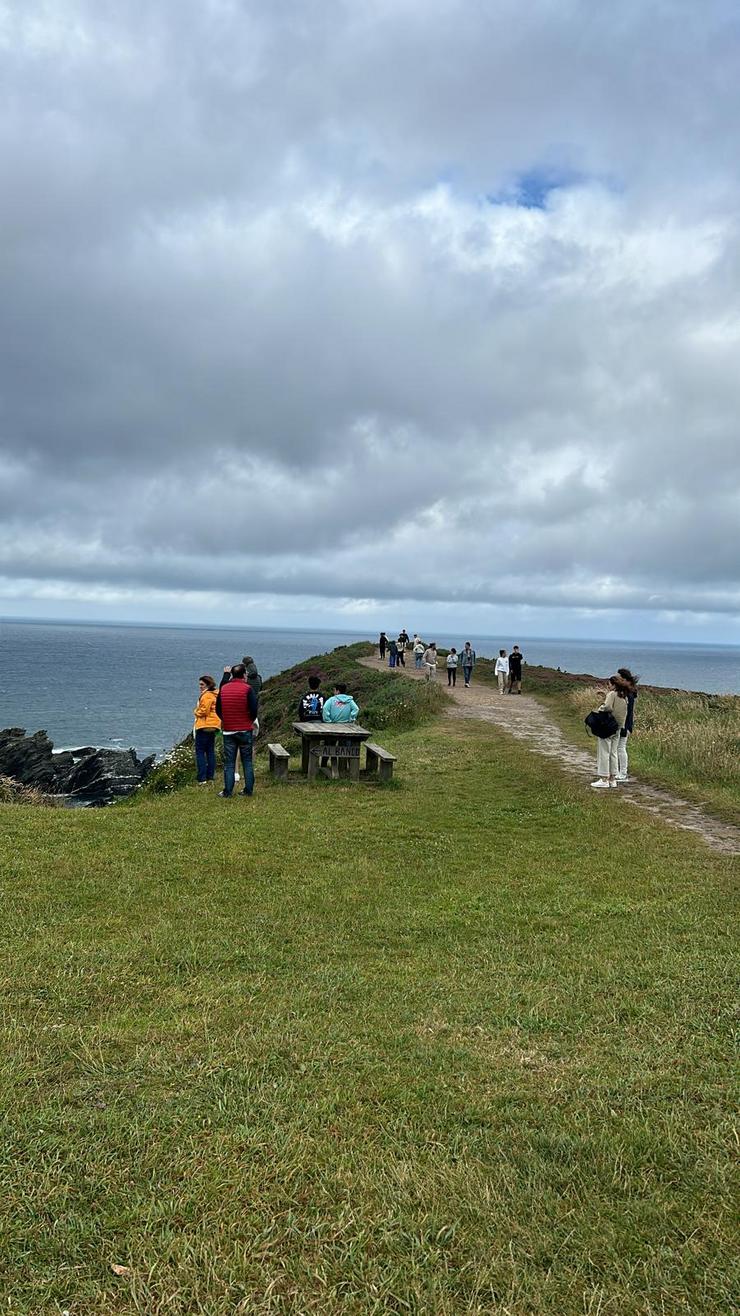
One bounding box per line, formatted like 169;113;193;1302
616;667;638;782
379;632;387;661
423;643;438;681
495;649;509;694
193;674;220;784
216;663;259;798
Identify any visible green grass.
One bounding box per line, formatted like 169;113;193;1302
1;708;737;1314
508;664;740;825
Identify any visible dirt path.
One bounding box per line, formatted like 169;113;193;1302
359;655;740;857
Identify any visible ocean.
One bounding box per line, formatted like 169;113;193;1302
1;619;738;758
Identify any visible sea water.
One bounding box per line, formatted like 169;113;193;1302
0;619;738;758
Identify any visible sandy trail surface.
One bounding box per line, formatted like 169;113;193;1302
359;655;740;857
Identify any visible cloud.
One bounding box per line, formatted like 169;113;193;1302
1;0;739;634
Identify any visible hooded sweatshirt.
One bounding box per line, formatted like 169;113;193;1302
322;693;359;723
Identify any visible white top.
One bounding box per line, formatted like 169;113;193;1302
495;656;509;674
446;653;458;667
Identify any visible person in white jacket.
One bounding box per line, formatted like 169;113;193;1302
494;650;509;694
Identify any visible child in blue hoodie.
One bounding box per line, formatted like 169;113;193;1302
322;684;359;723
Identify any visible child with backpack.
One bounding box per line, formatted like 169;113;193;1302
297;675;325;721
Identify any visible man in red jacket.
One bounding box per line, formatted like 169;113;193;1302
215;663;259;797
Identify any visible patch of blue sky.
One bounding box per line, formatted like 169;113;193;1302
484;166;621;210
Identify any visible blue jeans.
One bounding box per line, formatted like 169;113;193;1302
462;666;473;685
415;654;423;668
194;729;216;781
222;731;255;795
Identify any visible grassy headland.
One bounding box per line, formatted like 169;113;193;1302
1;648;737;1313
466;656;740;825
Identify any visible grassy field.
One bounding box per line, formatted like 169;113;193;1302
1;662;737;1314
471;659;740;826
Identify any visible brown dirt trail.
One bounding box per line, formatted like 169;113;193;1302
359;655;740;857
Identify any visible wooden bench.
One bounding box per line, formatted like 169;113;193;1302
364;742;396;782
267;743;290;781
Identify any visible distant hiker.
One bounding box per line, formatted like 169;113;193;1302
495;650;509;694
322;683;359;723
413;637;425;669
193;674;220;784
298;675;325;722
242;656;263;698
216;663;259;798
616;667;638;782
590;674;630;789
396;633;406;667
388;637;398;668
423;643;437;681
446;647;458;687
379;632;387;661
460;642;475;687
508;645;523;694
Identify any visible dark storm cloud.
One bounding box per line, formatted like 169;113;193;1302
1;0;739;625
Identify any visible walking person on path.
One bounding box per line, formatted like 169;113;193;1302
388;637;398;668
446;647;458;687
216;663;259;798
379;632;387;661
495;650;509;694
591;674;630;789
396;634;406;667
616;668;638;782
460;642;475;687
413;637;425;669
423;643;438;681
508;645;523;694
193;674;220;784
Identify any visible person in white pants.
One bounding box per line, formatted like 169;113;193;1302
495;650;509;694
591;675;630;788
616;667;638;782
423;643;437;681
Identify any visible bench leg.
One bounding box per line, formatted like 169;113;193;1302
349;753;360;783
273;757;289;781
378;759;394;783
307;749;319;781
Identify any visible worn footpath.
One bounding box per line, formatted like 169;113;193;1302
359;655;740;857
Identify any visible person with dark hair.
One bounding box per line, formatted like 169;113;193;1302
215;663;259;797
298;675;325;721
396;633;407;667
388;637;398;668
508;645;523;694
242;655;262;698
193;674;220;784
460;641;475;687
591;674;630;788
446;647;458;686
322;683;359;723
616;668;638;782
378;632;387;661
495;649;509;694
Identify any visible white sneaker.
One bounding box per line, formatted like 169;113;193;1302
617;775;631;783
609;780;618;787
590;779;610;789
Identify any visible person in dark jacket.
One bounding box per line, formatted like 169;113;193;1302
616;667;638;782
508;645;523;693
297;675;325;721
216;663;259;797
242;655;262;698
379;632;387;660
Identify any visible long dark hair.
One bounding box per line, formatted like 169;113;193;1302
610;673;633;698
617;667;638;692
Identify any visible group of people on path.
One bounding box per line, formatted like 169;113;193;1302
192;655;361;797
378;633;523;692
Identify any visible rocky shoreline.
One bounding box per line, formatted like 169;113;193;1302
0;727;154;806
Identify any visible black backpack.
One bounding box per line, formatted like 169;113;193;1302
584;709;619;739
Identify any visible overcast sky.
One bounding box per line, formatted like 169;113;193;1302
1;0;739;644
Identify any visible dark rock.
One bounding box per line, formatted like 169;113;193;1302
0;727;155;804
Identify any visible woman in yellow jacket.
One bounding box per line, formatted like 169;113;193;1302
194;674;221;783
